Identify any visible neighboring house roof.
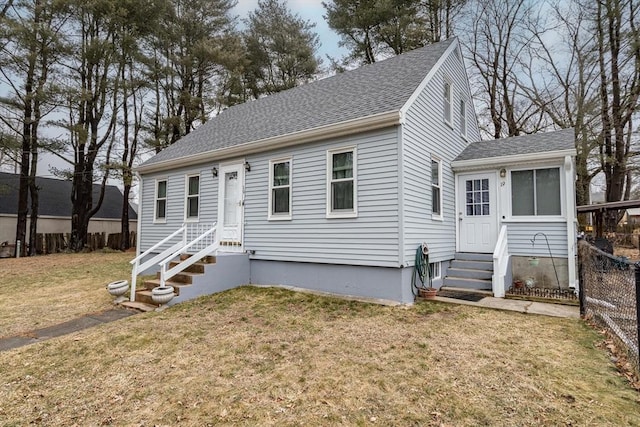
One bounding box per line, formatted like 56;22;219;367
454;128;576;162
139;38;458;172
0;172;137;220
626;208;640;216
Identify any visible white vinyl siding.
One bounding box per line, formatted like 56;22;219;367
268;157;292;220
507;222;568;257
244;128;399;267
140;166;218;252
185;174;200;221
154;179;167;223
327;147;357;218
401;50;481;265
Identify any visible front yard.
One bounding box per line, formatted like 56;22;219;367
0;253;638;425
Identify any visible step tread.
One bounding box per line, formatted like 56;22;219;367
439;286;493;295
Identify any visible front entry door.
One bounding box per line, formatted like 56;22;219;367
458;173;498;253
217;162;244;245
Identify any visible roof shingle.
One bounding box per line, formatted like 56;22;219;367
454;128;575;162
142;38;456;167
0;172;137;220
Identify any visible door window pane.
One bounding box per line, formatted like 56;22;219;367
465;178;489;216
224;171;239;226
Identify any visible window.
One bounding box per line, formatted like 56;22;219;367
465;178;490;216
327;147;357;218
431;158;442;218
269;158;292;220
460;98;467;137
429;262;441;280
155;179;167;222
185;175;199;220
511;168;561;216
443;80;452;125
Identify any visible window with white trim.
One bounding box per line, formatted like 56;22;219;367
443;80;452;125
155;179;167;221
429;262;441;280
185;175;200;220
327;147;357;217
431;158;442;218
511;167;561;216
269;157;292;220
460;98;467;137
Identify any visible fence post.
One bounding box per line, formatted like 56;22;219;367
578;242;585;316
635;262;640;375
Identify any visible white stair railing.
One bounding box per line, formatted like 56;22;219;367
158;223;218;287
130;224;187;302
492;225;509;298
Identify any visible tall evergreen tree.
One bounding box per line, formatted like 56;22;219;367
244;0;321;97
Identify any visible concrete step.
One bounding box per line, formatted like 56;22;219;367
135;290;156;305
446;267;493;280
120;301;157;312
450;259;493;272
155;270;200;284
442;276;492;290
455;252;493;262
439;286;493;296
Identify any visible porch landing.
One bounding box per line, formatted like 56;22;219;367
431;293;579;318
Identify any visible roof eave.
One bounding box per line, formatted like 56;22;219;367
136;110;402;174
451;148;577;171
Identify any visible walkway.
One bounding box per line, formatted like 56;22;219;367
0;308;137;352
433;295;580;318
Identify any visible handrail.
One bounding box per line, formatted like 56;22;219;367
159;223;218;287
130;223;187;302
492;225;509;298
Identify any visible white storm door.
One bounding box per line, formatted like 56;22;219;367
217;163;244;244
458;173;498;253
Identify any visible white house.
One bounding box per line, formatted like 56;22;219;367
130;38;576;306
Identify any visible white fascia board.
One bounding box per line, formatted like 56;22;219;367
451;149;577;171
399;38;460;121
136;110;402;174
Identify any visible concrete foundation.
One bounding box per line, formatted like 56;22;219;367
250;259;415;304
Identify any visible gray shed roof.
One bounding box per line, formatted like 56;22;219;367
454;128;575;162
0;172;137;220
141;38;456;168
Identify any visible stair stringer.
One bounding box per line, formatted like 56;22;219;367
169;252;250;305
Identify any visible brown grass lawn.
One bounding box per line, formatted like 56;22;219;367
0;254;639;425
0;251;132;338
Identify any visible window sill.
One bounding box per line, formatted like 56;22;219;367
444;120;453;129
326;211;358;219
432;214;444;221
184;217;199;223
153;219;167;224
268;215;292;221
502;216;566;223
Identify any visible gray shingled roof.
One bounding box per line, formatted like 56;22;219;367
454;128;575;162
142;38;456;167
0;172;137;220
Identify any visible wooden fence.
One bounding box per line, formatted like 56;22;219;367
33;231;137;254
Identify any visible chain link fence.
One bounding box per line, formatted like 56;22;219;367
578;239;639;376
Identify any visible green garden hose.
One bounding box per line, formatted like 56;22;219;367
411;243;431;296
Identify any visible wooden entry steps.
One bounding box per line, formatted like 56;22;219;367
124;254;217;310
